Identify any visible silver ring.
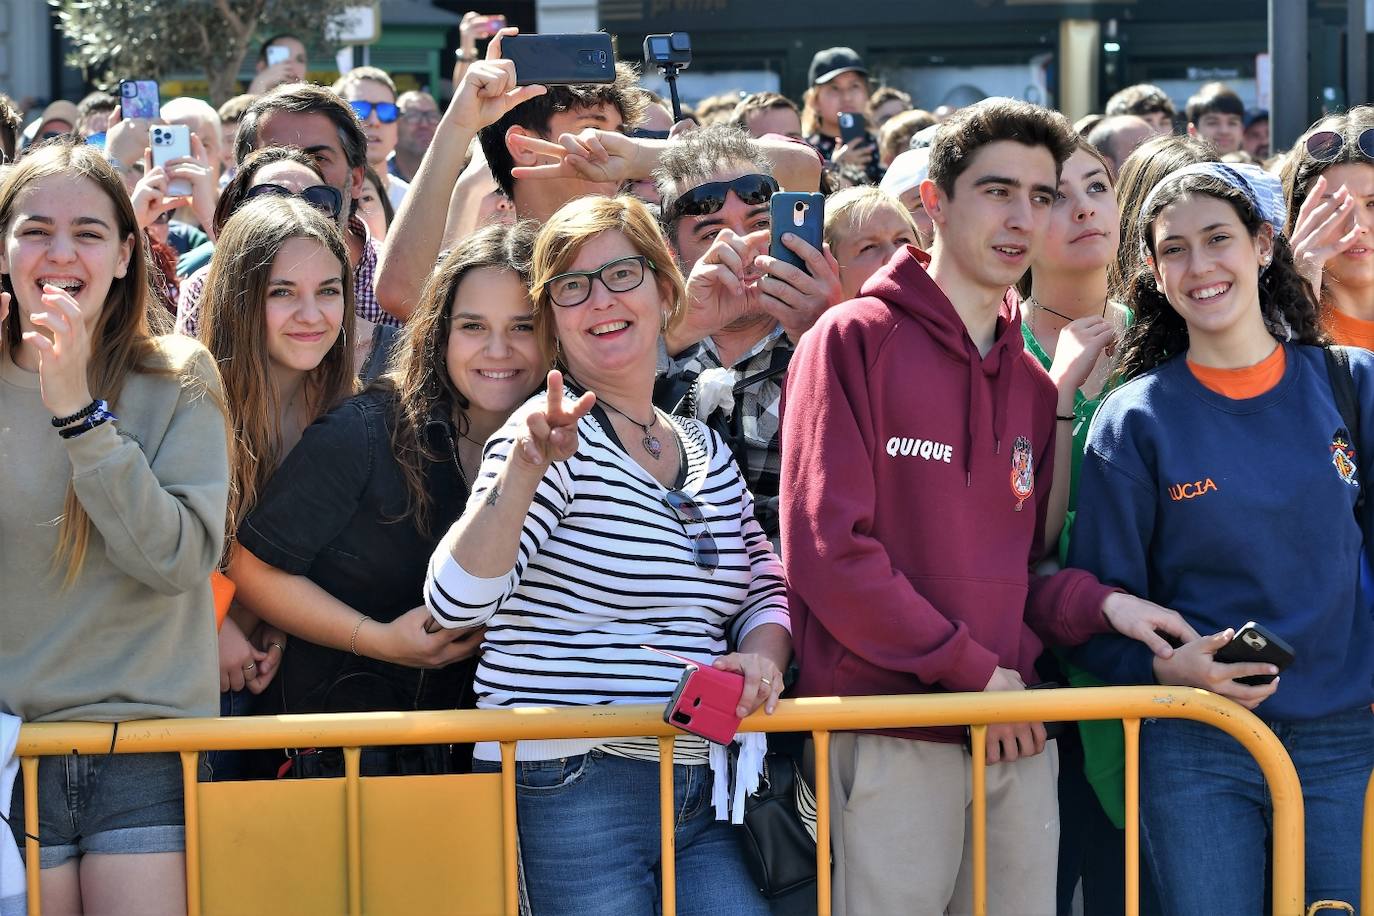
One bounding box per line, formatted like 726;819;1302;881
760;677;773;687
269;642;284;653
242;662;256;671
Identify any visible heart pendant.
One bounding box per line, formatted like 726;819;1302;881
643;434;663;460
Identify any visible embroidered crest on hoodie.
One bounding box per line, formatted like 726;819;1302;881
1010;435;1034;510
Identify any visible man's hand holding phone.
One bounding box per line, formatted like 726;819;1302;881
981;666;1046;765
753;234;844;343
447;28;548;135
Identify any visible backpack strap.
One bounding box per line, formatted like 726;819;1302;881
1325;346;1365;518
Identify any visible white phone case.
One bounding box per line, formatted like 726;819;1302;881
150;124;193;197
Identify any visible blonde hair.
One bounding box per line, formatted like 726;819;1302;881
199;195;358;545
0;140;221;586
530;195;686;364
823;186;918;251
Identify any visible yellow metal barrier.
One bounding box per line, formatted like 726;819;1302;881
13;686;1307;916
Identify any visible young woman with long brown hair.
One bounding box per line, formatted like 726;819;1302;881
226;222;543;776
1;139;230;915
196;195;357;776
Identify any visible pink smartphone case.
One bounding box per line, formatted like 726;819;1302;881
647;647;745;745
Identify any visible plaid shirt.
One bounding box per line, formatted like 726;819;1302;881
658;324;792;548
173;215;397;336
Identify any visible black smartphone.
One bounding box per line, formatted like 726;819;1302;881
1213;621;1295;686
503;33;616;86
838;111;866;144
768;192;824;276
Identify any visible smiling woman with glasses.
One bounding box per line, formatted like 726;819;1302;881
423;194;791;916
1281;105;1374;349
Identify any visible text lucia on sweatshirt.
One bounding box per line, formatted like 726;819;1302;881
885;436;954;463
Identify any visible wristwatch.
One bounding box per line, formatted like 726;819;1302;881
455;49;478;62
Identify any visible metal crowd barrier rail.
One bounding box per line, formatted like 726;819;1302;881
13;686;1306;916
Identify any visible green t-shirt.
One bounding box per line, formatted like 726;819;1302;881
1021;306;1132;827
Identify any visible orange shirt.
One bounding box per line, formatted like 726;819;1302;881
1187;344;1286;399
1323;307;1374;351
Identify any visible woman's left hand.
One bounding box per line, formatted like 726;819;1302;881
714;652;785;718
23;284;95;418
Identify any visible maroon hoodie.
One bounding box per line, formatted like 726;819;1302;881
780;246;1115;743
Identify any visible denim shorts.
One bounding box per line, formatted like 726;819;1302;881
6;751;187;869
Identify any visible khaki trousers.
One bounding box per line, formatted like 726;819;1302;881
826;733;1059;916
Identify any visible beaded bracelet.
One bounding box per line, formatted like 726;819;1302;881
350;614;371;656
51;399;101;428
58;402;117;439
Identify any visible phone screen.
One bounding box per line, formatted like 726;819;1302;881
266;44;291;67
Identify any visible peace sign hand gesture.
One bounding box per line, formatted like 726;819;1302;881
512;369;596;471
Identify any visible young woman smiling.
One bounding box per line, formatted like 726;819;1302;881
1069;162;1374;915
196;195;357;777
227;223;544;777
1282;106;1374;348
1;140;230;915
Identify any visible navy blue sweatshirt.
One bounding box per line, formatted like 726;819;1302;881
1069;344;1374;720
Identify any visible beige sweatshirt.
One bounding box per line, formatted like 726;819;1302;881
0;334;228;722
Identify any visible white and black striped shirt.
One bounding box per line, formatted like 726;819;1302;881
426;404;790;763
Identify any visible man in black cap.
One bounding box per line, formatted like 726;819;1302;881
804;46;884;184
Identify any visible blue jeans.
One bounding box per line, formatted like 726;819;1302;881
473;750;767;916
1140;706;1374;916
201;689;250;782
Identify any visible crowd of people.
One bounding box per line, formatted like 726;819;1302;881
1;19;1373;916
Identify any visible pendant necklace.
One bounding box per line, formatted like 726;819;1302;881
601;400;663;460
1027;297;1116;356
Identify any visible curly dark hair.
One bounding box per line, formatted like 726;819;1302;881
1116;172;1326;381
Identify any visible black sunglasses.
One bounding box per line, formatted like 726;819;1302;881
244;183;343;220
545;255;656;308
350;100;399;124
665;489;719;573
664;173;780;224
1305;127;1374;163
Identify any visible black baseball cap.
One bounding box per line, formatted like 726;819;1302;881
809;47;868;87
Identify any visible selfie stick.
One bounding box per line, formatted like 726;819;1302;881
662;64;684;123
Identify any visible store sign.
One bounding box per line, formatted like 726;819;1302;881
328;3;381;45
1187;66;1241;80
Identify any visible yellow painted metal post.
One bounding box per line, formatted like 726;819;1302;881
659;735;676;916
343;747;362;916
969;726;987;916
1123;719;1140;916
500;741;518;916
813;731;831;916
22;757;39;916
1363;769;1374;916
179;752;202;916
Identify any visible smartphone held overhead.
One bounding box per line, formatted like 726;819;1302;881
119;79;159;121
150;124;193;197
504;33;616;86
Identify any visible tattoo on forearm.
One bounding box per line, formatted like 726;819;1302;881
484;484;501;507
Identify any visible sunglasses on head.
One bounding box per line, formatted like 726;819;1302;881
244;182;343;220
349;100;399;124
1305;127;1374;163
665;489;719;574
664;173;779;224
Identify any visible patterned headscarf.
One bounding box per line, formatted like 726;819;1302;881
1138;161;1288;265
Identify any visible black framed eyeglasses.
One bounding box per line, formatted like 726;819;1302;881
545;255;655;308
245;183;344;221
349;100;400;124
1305;127;1374;163
663;173;779;224
665;489;719;573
